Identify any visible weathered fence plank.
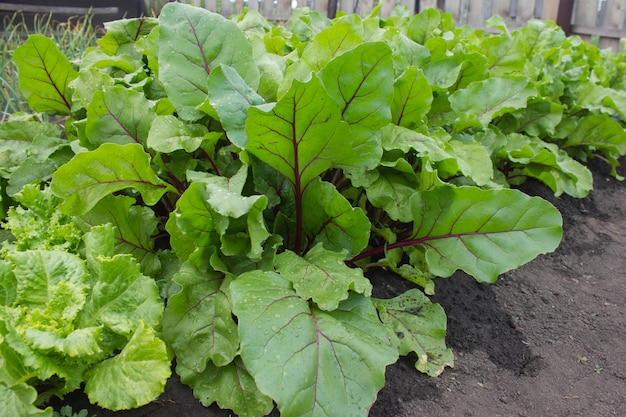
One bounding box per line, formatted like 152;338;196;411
571;0;626;50
3;0;624;52
427;0;624;51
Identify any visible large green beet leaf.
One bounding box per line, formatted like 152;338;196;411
158;2;259;121
407;186;562;282
231;271;398;417
50;143;174;215
12;35;77;114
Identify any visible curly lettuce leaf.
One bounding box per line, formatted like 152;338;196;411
84;321;171;411
0;382;53;417
79;252;162;337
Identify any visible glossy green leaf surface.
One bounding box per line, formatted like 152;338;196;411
84;86;155;148
50;143;174;215
201;65;264;148
318;42;394;171
449;76;537;128
158;2;259;120
407;186;562;282
301;179;370;256
12;35;77;114
147;115;208;153
246;76;352;190
392;66;433;129
11;5;626;416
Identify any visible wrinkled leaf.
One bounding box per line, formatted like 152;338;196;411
22;327;102;358
85;322;171;411
0;262;17;306
374;289;454;376
0;382;53;417
8;250;88;307
79;254;162;336
162;261;238;371
275;243;372;311
177;358;273;417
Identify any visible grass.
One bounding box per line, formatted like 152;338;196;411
0;11;99;122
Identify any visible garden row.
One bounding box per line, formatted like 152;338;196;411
1;3;625;417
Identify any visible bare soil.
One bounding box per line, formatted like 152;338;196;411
54;156;626;417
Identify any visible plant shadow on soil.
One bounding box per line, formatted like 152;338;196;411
52;156;626;417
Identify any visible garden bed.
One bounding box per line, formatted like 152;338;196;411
52;155;626;417
3;4;626;417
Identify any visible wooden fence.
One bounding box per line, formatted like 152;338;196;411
1;1;624;50
148;0;416;20
426;0;626;51
147;0;625;50
571;0;626;50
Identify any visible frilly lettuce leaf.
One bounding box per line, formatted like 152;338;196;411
0;382;53;417
84;321;171;411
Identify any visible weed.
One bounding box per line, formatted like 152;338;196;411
53;405;89;417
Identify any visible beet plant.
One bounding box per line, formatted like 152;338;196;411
4;2;626;416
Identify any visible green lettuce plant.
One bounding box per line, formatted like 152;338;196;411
0;186;170;416
4;2;625;416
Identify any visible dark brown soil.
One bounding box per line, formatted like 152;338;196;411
54;157;626;417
